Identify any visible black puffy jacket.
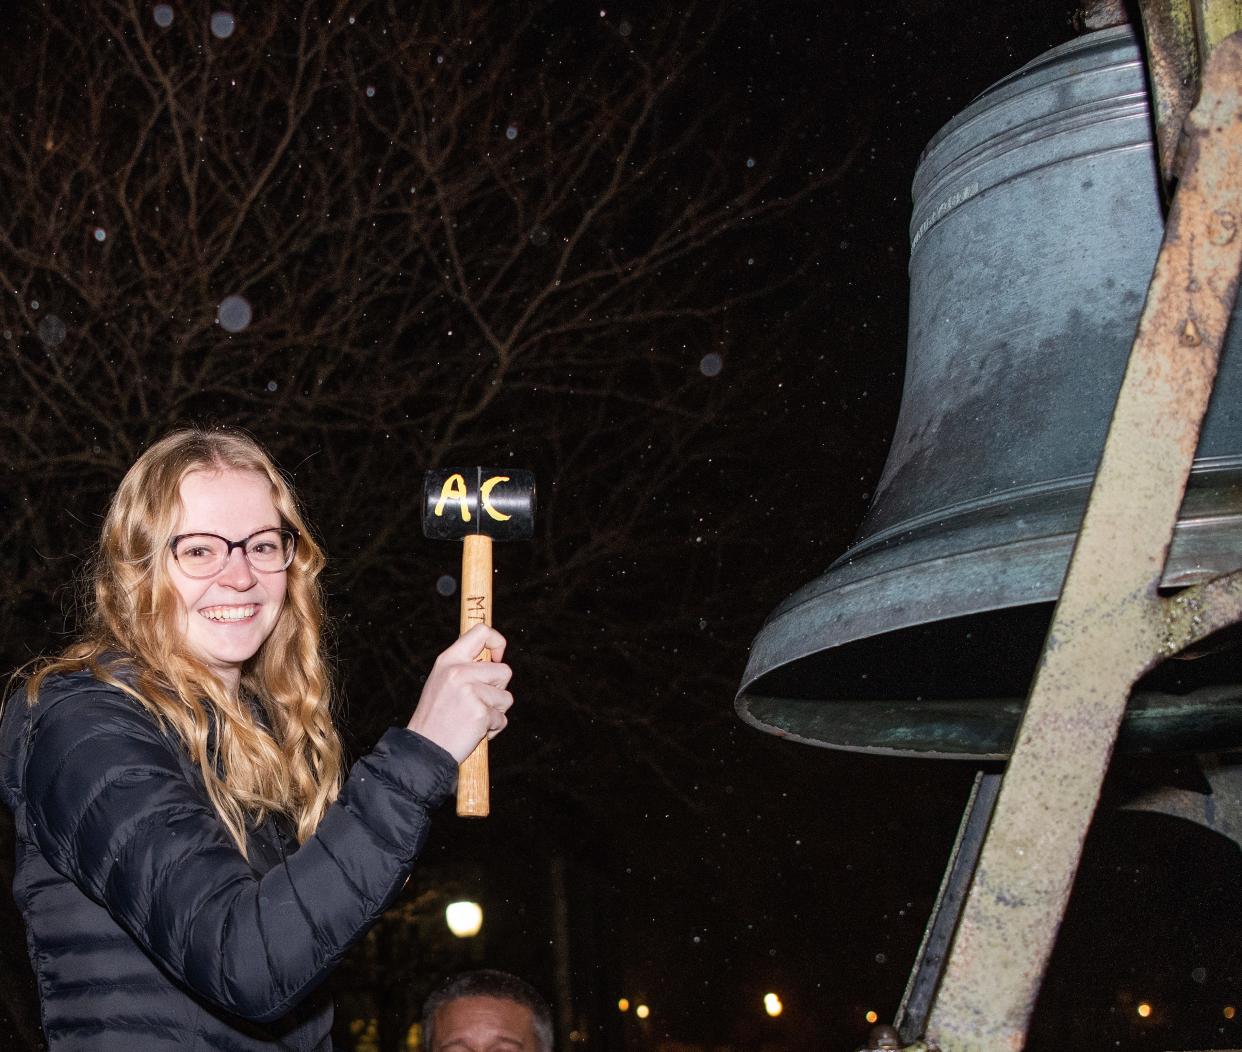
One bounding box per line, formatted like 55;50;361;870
0;667;458;1051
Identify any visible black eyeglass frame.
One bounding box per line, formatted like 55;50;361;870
168;527;300;578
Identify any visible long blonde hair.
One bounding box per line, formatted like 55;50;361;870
24;428;343;855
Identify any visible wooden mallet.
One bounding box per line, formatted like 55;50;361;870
422;467;536;817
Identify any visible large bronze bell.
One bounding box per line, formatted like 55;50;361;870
737;25;1242;759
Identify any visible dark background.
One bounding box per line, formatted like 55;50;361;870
2;2;1239;1050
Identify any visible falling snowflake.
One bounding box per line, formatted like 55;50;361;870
217;294;252;332
37;315;67;347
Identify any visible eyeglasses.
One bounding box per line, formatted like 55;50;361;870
169;528;299;578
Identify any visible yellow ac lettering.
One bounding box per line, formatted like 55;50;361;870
480;475;512;522
433;473;471;521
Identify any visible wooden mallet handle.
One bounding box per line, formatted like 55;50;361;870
457;534;493;817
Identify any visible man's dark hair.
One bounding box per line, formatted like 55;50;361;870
422;969;554;1051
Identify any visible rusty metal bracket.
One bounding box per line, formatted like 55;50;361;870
1123;751;1242;849
921;31;1242;1052
1138;0;1242;187
895;771;1001;1043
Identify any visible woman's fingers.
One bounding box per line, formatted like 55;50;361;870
406;628;514;762
440;622;507;664
440;656;512;689
477;684;514;716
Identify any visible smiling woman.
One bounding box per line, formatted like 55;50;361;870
0;427;517;1052
169;470;292;694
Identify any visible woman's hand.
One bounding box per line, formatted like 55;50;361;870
406;623;513;763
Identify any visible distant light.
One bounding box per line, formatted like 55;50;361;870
445;900;483;937
1137;1002;1152;1019
1225;1005;1236;1020
635;1004;650;1020
617;998;630;1013
763;992;783;1018
865;1010;879;1024
210;11;235;39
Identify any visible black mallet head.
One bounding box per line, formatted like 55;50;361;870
421;468;536;542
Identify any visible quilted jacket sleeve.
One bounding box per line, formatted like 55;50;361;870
18;681;457;1023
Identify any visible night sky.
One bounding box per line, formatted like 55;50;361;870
3;3;1239;1051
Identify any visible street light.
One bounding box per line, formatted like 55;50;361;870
445;900;483;938
763;993;783;1018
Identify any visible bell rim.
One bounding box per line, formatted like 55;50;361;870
735;685;1242;760
744;457;1242;691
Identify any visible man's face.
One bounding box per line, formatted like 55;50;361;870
430;995;541;1052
